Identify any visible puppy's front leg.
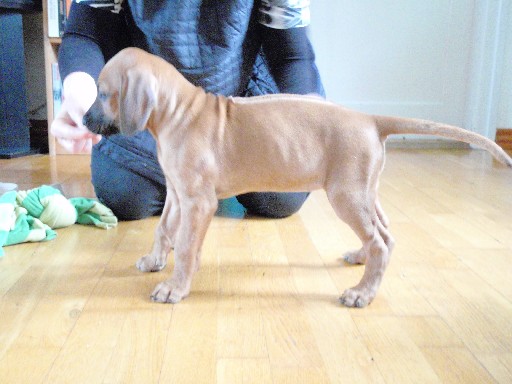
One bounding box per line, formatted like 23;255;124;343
136;184;180;272
151;193;217;303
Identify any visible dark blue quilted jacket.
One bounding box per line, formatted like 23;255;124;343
62;0;279;98
125;0;278;97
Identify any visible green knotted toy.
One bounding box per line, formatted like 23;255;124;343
0;185;118;256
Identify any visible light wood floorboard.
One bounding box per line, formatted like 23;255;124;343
0;149;511;383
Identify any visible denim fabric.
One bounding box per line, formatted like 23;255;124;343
236;191;309;219
91;131;166;220
124;0;266;97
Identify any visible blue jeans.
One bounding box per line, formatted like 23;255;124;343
91;131;308;220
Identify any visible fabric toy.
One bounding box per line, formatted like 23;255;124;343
0;185;118;256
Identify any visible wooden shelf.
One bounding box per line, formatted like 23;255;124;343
49;37;62;45
42;1;66;155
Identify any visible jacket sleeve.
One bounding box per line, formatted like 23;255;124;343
58;1;129;81
258;0;325;96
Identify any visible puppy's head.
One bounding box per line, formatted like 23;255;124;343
83;48;158;137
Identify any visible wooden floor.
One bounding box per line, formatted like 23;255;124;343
1;149;511;383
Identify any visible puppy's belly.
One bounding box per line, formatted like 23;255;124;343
213;122;332;199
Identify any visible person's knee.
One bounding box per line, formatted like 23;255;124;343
91;147;165;221
95;185;163;221
236;192;309;219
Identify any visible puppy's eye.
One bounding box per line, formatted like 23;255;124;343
98;91;109;101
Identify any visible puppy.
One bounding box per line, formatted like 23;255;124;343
84;47;512;307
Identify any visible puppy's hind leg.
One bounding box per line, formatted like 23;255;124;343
137;184;180;272
343;196;392;265
375;196;389;228
327;188;393;307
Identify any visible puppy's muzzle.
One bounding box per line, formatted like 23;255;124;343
83;97;120;137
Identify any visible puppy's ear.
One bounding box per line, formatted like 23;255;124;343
118;68;158;135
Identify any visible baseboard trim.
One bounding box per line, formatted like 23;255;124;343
387;130;512;155
496;128;512;153
386;139;469;150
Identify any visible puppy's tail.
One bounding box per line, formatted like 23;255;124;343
374;115;512;168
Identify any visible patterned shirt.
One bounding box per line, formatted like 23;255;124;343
75;0;311;28
259;0;310;28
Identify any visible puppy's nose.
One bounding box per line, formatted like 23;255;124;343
83;98;104;134
82;110;92;128
82;100;120;137
83;110;100;134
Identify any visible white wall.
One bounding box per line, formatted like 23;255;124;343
496;2;512;128
309;0;512;136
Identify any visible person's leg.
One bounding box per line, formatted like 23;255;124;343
91;131;166;221
236;191;309;219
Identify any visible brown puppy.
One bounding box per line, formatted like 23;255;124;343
84;47;512;307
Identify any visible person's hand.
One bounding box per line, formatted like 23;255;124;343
50;72;102;153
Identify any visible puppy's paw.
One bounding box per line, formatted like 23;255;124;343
343;249;366;265
136;255;166;273
151;279;189;304
339;287;374;308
